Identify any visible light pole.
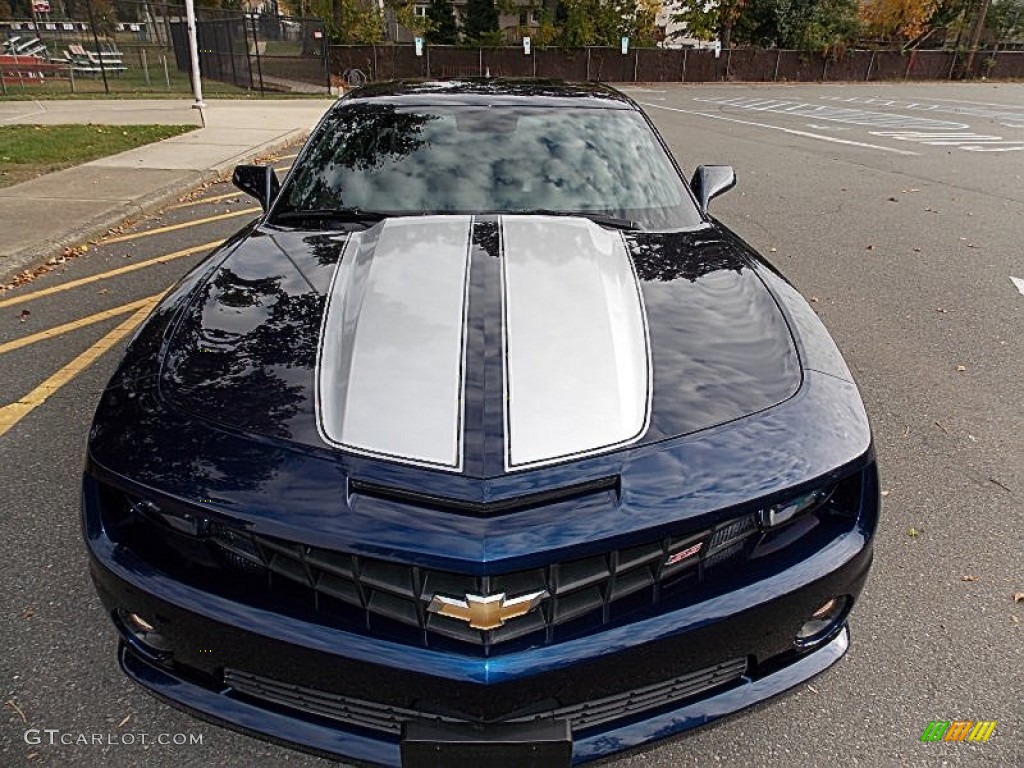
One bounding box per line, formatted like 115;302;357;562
183;0;207;125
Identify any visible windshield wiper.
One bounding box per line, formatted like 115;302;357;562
506;209;640;231
272;208;389;226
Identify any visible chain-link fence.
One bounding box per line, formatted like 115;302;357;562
0;1;330;97
330;44;1024;85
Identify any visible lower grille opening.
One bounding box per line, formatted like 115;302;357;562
224;656;748;736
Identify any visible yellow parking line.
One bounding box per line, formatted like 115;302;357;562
0;294;163;356
0;297;161;439
0;239;220;310
101;207;260;245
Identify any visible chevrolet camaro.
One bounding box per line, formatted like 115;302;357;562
82;80;879;767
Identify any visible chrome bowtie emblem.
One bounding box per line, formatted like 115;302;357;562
427;590;548;631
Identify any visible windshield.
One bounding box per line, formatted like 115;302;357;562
275;102;702;230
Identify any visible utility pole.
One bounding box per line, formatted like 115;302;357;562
964;0;992;77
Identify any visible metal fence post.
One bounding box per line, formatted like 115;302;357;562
773;48;781;81
227;18;239;88
680;47;687;82
633;49;638;82
250;13;264;95
323;31;330;92
586;46;590;80
865;49;875;81
142;47;151;85
86;0;110;94
948;50;958;80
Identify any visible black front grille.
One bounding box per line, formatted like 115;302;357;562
208;514;758;651
224;656;748;735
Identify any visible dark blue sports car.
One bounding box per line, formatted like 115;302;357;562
83;80;879;766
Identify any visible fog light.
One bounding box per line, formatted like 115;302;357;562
796;596;848;646
117;610;173;658
126;612;155;633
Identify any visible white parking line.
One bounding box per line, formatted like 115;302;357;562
820;96;1024;128
870;130;1024;152
694;96;967;131
639;102;918;155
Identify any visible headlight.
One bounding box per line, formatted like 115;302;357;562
757;487;833;529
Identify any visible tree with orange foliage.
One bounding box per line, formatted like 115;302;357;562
859;0;942;42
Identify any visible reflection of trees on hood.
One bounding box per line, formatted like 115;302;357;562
162;267;326;441
286;105;437;210
303;233;348;268
629;233;746;283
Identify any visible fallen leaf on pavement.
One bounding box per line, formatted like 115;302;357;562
956;365;966;372
881;490;890;497
118;714;131;728
961;575;977;582
1013;592;1024;603
4;699;26;724
18;309;30;323
907;527;920;538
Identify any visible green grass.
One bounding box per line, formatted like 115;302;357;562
0;123;196;187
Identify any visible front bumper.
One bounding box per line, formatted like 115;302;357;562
87;516;873;766
117;625;851;766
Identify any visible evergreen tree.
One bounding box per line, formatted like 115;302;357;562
426;0;458;43
463;0;499;42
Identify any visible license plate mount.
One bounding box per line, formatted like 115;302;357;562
400;719;572;768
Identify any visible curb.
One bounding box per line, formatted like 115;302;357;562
0;127;307;284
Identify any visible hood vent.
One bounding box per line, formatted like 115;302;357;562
348;476;620;518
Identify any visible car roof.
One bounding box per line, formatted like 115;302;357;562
338;79;637;110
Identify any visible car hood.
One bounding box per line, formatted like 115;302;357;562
160;216;801;479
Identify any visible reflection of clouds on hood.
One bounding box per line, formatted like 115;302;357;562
297;107;698;228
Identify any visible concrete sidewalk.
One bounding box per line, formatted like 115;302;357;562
0;98;333;281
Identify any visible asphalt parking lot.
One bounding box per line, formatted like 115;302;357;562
1;82;1022;767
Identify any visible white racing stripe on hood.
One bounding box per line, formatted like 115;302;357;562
501;216;651;470
316;216;473;470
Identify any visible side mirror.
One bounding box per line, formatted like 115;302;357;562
690;165;736;212
232;164;281;212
